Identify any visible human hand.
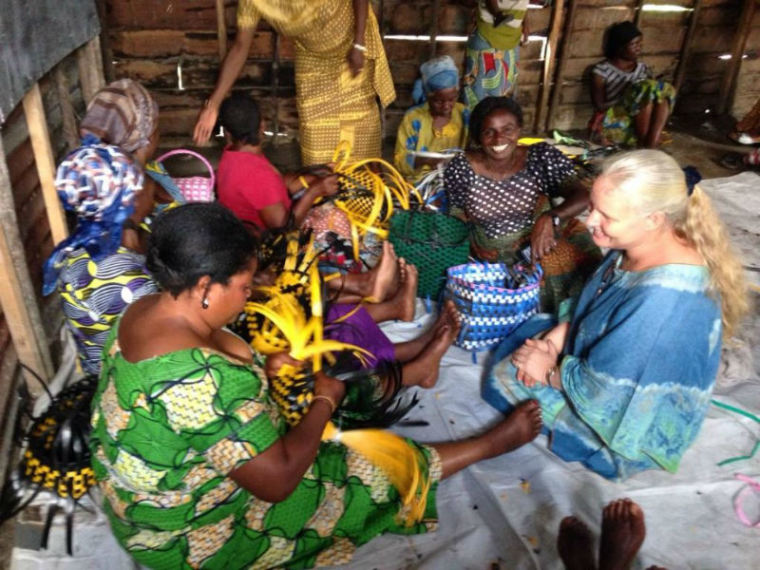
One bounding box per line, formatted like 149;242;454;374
313;370;346;408
471;241;499;262
530;215;557;262
265;352;302;380
193;102;219;145
347;46;365;77
511;338;559;387
312;174;339;198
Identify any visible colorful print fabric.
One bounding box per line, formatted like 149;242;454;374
484;251;722;480
59;248;156;375
90;329;441;569
393;102;469;182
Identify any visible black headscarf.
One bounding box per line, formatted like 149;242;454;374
604;21;642;59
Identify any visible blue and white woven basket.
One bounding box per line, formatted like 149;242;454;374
445;262;542;352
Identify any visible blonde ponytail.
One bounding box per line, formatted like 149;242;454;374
601;150;749;339
675;185;749;339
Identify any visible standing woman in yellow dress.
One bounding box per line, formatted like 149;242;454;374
193;0;395;166
394;55;469;183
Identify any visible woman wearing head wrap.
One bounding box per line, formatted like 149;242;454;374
43;80;165;375
393;56;469;182
81;79;184;221
589;21;677;148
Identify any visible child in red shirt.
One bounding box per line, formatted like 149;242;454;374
216;94;337;232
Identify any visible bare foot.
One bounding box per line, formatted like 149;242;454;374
391;259;418;321
365;241;398;302
558;516;597;570
485;400;543;456
599;499;646;570
402;311;460;388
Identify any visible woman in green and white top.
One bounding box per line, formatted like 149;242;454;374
463;0;529;110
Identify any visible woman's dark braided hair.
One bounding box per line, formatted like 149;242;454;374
467;96;524;150
218;92;262;146
147;203;257;297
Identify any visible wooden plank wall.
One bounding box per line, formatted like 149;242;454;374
0;53;85;458
104;0;752;140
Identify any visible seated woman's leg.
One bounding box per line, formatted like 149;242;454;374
643;99;670;148
432;400;543;478
398;301;460;388
633;101;654;146
362;260;417;322
326;240;399;302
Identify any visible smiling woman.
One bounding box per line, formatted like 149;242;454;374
484;150;749;480
444;96;601;313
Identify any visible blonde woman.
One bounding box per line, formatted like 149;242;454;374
484;149;748;480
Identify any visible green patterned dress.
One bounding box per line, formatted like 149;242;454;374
90;325;441;569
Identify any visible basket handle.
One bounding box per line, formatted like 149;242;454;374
155;149;216;189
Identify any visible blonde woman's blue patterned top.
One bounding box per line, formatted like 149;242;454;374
484;251;722;480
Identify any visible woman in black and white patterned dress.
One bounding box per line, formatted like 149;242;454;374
444;97;601;313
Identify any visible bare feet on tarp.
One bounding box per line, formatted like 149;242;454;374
558;499;659;570
402;300;461;388
486;399;543;456
365;241;399;302
599;499;646;570
558;516;596;570
392;259;418;322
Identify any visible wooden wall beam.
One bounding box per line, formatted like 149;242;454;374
717;0;756;115
21;83;68;245
53;65;81;152
546;0;580;132
672;0;703;102
429;0;440;59
215;0;228;61
536;0;565;134
634;0;646;27
0;139;55;394
77;36;107;104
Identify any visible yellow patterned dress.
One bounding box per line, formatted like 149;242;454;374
90;325;441;569
237;0;395;166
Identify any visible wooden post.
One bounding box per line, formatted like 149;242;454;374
536;0;565;134
21;83;68;246
634;0;646;27
672;0;703;103
429;0;440;59
77;37;106;104
717;0;756;115
53;65;80;152
215;0;228;61
546;0;580;132
0;139;55;393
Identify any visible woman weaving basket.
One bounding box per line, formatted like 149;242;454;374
444;96;602;313
90;203;544;569
484;150;749;480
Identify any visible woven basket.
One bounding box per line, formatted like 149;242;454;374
389;210;471;300
445;262;542;351
155;149;215;202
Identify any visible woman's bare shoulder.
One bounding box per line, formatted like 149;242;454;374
118;296;205;363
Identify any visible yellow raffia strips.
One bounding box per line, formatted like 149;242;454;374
322;422;431;526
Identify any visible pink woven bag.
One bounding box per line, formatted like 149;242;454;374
155;149;215;202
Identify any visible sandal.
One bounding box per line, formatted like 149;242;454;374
720;153;744;171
